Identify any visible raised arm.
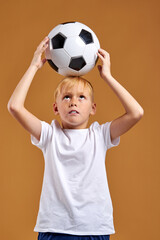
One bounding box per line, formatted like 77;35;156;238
7;36;49;141
97;48;144;142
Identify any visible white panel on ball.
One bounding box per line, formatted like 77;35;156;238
64;37;85;56
60;23;82;37
59;67;80;77
83;44;98;64
50;49;70;68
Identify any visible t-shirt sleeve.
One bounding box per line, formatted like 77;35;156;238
31;121;53;150
100;121;120;149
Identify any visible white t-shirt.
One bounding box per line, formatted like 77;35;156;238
31;119;120;235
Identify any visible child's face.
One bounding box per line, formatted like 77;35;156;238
53;82;96;129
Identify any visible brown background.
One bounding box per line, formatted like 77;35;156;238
1;0;160;240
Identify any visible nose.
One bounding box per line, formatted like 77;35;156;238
69;96;77;107
70;102;77;107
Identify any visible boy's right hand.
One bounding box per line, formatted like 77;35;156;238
30;36;49;69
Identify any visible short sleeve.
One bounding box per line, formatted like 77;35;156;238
100;121;120;149
31;121;53;150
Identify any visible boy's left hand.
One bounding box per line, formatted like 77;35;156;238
97;48;112;80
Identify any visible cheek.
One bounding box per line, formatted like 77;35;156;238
60;104;68;113
83;104;92;114
63;100;70;106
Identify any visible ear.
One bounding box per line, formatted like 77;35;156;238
90;103;96;116
53;102;59;115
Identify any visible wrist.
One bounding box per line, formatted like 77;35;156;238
29;64;39;72
103;73;113;82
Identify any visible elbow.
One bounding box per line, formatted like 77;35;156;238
7;103;15;115
128;107;144;122
134;107;144;121
7;101;13;114
138;107;144;118
7;100;14;114
7;101;21;115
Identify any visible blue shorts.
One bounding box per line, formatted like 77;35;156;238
38;232;110;240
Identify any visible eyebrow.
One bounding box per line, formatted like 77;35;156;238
62;92;86;96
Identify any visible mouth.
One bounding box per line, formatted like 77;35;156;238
69;110;79;115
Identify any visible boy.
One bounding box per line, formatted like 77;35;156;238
7;36;144;240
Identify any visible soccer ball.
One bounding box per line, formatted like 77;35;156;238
45;21;100;76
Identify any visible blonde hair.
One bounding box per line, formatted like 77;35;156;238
54;76;94;102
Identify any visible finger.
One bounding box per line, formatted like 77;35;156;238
43;36;49;44
42;36;49;44
97;49;106;59
38;44;48;55
38;36;49;50
97;52;104;62
42;43;48;49
98;48;110;58
98;48;109;54
37;41;49;54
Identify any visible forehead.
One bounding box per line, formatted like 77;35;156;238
61;82;90;95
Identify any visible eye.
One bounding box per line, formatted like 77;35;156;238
79;95;85;100
63;95;70;100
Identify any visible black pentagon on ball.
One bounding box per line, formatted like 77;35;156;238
51;33;66;49
69;57;86;71
79;29;93;44
47;59;58;72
